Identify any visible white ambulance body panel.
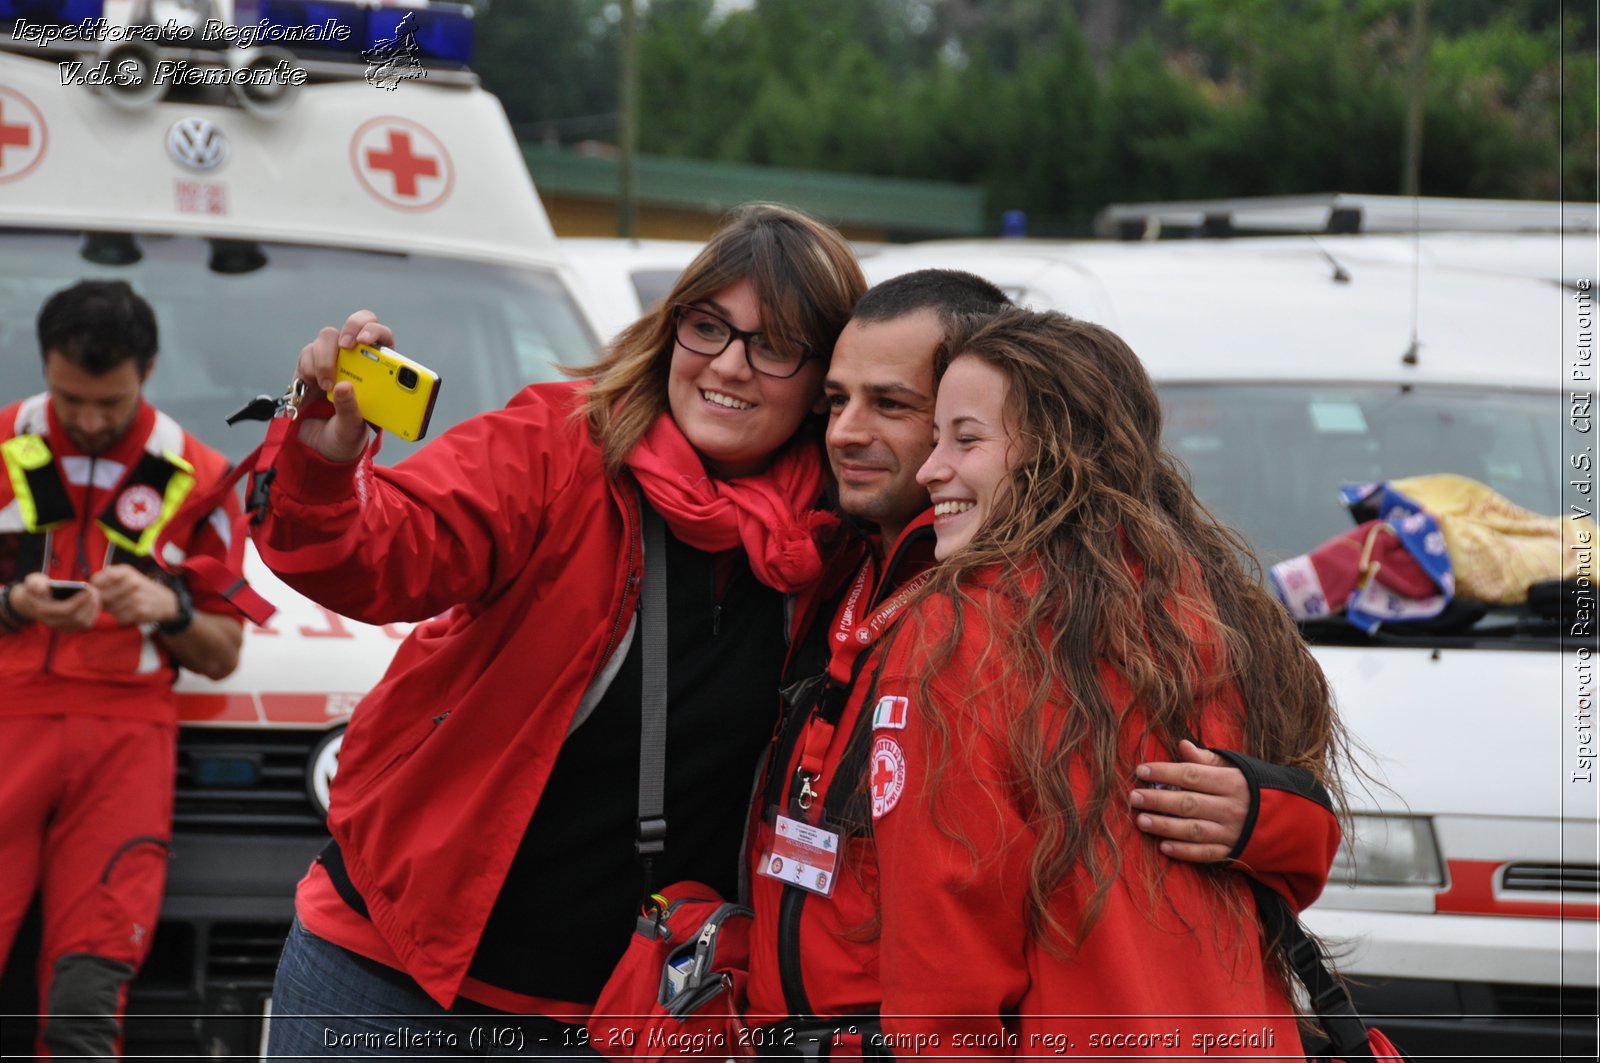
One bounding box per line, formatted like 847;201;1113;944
0;47;566;266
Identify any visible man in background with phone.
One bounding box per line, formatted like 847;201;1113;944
0;280;244;1060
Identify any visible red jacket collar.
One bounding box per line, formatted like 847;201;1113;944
869;507;939;599
898;507;939;544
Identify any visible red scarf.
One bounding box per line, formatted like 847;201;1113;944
624;415;837;592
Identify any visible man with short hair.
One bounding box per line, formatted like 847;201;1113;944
825;269;1006;552
742;270;1341;1032
0;280;245;1060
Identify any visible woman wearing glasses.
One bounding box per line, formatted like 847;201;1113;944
253;204;866;1056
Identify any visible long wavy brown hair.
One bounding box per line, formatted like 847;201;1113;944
907;307;1346;953
566;203;867;474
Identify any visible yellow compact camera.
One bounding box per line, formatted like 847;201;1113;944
333;344;441;442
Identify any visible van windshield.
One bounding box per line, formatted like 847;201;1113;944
1160;383;1562;600
0;231;601;463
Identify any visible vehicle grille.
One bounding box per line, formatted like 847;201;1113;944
1501;864;1600;894
208;922;291;987
174;728;325;832
1489;981;1600;1017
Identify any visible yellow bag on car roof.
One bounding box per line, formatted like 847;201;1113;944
1391;474;1596;605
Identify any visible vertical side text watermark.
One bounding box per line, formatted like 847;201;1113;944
1571;279;1596;784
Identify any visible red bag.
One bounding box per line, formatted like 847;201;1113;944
1246;880;1411;1062
1308;1026;1410;1062
1364;1030;1408;1060
586;881;754;1062
1305;1024;1408;1056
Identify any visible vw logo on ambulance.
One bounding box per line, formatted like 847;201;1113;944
166;116;229;171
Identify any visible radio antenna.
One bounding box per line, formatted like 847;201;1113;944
1403;195;1421;367
1307;234;1351;284
1400;0;1428;368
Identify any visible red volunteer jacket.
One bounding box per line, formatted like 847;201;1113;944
0;393;238;719
745;515;1340;1047
255;380;838;1009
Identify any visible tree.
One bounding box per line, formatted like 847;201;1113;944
472;0;1589;231
475;0;621;144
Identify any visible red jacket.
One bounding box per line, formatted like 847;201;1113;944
0;393;238;719
745;516;1339;1050
256;380;839;1009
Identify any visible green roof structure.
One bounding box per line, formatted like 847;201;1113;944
523;145;986;238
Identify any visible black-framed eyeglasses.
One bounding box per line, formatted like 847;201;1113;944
671;304;815;379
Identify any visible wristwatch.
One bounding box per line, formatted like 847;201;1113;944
0;581;26;630
158;576;195;636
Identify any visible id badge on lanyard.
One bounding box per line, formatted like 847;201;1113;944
760;563;932;896
759;813;841;896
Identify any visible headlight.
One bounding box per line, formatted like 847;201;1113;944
1330;814;1443;887
306;726;346;820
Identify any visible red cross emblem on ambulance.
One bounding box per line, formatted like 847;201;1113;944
350;117;454;212
0;88;48;184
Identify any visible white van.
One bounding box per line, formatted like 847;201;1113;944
856;230;1595;1058
0;5;603;1055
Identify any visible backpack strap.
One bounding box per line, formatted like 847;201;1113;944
1249;879;1377;1061
635;491;669;893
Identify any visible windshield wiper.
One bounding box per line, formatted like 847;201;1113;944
1298;599;1568;647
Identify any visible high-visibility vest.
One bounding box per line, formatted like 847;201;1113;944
1;432;197;557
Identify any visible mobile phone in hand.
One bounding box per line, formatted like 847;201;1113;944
47;579;89;601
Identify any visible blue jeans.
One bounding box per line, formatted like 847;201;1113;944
267;919;604;1059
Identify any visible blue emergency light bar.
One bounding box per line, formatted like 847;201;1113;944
2;0;473;69
0;0;105;32
246;0;474;66
246;0;363;49
369;4;474;66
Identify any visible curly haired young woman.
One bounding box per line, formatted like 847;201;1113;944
862;307;1346;1056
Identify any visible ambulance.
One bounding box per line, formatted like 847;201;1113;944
0;1;603;1055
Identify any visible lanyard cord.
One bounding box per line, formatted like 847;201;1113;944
791;562;932;813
